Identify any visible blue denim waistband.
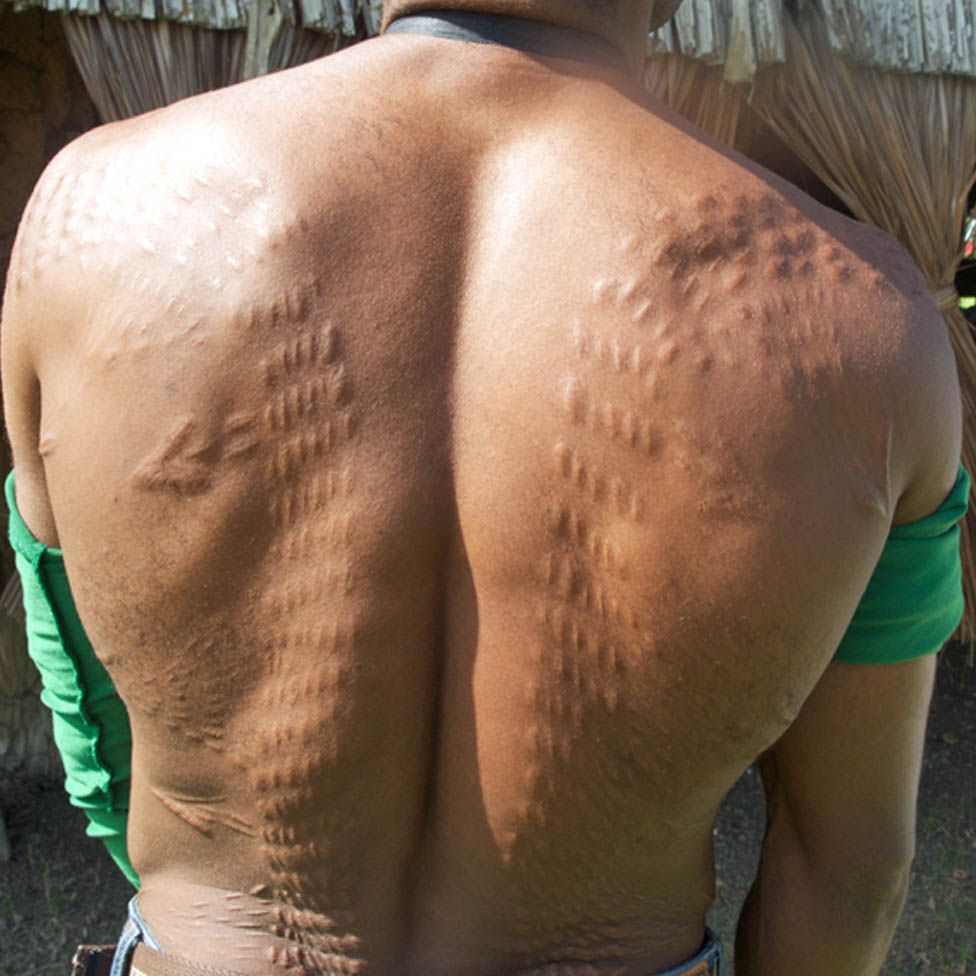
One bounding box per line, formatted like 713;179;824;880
656;927;725;976
107;897;723;976
109;896;161;976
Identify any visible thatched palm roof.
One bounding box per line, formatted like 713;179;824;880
647;0;785;81
6;0;976;78
8;0;382;37
648;0;976;82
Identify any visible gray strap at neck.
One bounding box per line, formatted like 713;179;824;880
385;10;629;74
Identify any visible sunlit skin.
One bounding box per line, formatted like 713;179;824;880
1;0;960;973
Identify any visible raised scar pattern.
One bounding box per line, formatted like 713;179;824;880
530;306;657;750
563;378;658;455
259;662;349;707
541;555;639;630
535;603;627;713
263;565;356;613
572;321;677;423
592;276;641;305
261;324;357;534
134;415;259;494
268;480;352;538
250;293;322;348
221;415;261;457
547;506;626;578
150;787;256;838
249;314;363;911
528;195;877;808
19;159;375;930
553;442;646;519
17;153;272;294
268;905;362;960
273;517;352;562
530;452;640;754
640;190;867;302
267;944;364;974
261;619;353;670
573;327;649;377
267;430;330;479
268;463;354;530
110;633;234;753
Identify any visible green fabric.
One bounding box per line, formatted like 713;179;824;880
834;465;970;664
5;472;138;887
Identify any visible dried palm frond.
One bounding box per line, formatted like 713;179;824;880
291;0;380;38
0;691;59;779
60;10;340;122
746;8;976;640
818;0;976;77
643;55;753;149
0;575;58;780
646;0;976;79
647;0;785;83
0;578;31;699
269;21;338;71
62;13;247;120
7;0;380;37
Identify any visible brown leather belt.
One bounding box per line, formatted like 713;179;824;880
130;943;245;976
675;960;719;976
70;944;244;976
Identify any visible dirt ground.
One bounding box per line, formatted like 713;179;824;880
1;647;973;976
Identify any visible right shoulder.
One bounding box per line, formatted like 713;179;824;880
694;146;963;525
803;209;962;523
649;142;962;524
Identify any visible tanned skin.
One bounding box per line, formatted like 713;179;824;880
1;0;961;972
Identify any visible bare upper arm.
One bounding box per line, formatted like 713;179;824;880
885;263;963;524
761;656;936;879
1;139;90;548
759;240;958;873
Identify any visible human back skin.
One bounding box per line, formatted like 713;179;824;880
1;12;962;976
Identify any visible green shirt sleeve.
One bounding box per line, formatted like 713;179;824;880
5;471;138;887
834;465;970;665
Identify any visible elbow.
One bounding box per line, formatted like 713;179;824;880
824;822;916;896
809;837;915;927
831;857;912;910
769;808;916;925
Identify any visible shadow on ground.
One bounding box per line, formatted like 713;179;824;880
1;648;973;976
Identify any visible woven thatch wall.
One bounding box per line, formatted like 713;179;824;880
647;0;976;81
7;0;976;80
0;5;95;300
0;3;93;543
0;6;90;780
6;0;382;37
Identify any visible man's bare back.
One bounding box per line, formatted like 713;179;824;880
2;3;962;973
